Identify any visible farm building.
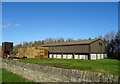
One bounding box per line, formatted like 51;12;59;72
0;42;13;58
0;46;2;58
16;47;48;59
41;39;107;60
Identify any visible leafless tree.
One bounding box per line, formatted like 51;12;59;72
66;38;74;42
56;38;65;42
101;31;120;59
44;38;55;43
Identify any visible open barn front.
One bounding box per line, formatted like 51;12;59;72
48;53;90;60
90;54;107;60
49;53;107;60
74;53;89;60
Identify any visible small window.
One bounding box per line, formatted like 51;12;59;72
99;42;103;46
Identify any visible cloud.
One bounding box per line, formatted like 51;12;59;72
0;23;21;28
0;25;7;28
14;24;21;26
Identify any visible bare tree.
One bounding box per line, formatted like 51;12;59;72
104;31;116;42
98;35;103;39
44;38;55;43
66;38;74;42
56;38;65;42
103;31;119;59
22;41;29;48
77;38;82;41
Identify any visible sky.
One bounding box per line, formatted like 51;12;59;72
1;2;118;45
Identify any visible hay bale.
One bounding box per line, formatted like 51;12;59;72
16;47;48;59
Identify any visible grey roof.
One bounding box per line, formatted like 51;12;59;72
2;42;13;43
41;39;100;47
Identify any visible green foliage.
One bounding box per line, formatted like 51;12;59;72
16;58;120;76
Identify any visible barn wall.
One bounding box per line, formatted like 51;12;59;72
90;40;106;53
48;45;89;53
2;42;13;52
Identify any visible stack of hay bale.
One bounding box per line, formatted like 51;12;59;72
16;47;48;59
16;48;27;58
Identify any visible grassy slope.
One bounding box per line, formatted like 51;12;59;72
16;58;119;76
1;69;31;82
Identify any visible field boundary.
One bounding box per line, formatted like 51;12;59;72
2;59;119;82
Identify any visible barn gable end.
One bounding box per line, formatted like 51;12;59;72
90;39;106;54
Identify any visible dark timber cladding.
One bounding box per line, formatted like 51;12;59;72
1;42;13;58
41;39;107;60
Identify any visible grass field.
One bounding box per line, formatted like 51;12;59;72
1;69;31;82
16;58;120;76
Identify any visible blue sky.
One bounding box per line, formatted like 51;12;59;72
2;2;118;45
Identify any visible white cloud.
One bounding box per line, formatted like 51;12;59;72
15;24;21;26
0;23;21;28
0;25;7;28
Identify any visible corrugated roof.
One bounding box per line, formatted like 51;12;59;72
41;39;100;47
2;42;13;43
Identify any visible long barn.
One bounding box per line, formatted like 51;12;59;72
41;39;107;60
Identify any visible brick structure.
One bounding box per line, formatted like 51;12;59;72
1;42;13;58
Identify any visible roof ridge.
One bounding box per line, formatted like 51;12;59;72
41;39;99;46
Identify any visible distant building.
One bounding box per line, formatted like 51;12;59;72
41;39;107;60
0;46;2;58
0;42;13;58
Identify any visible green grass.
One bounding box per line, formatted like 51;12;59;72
1;69;32;82
15;58;120;76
